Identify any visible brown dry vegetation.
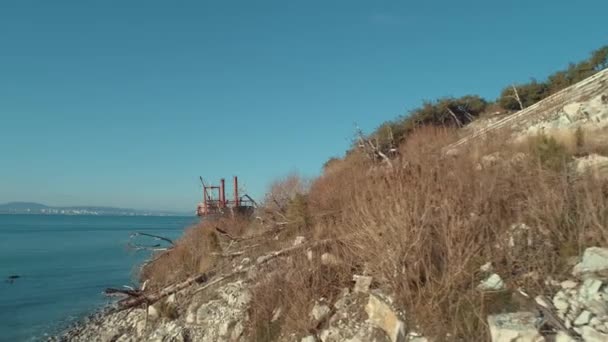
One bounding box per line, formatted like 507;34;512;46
249;126;608;340
138;125;608;341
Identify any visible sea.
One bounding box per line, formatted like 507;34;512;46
0;214;198;342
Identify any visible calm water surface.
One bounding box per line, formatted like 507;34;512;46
0;214;197;342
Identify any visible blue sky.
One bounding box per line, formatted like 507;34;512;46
1;0;607;211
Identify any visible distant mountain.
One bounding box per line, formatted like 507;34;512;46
0;202;191;217
0;202;50;210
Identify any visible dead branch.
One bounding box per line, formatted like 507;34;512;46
510;84;524;110
104;287;143;297
356;128;393;168
118;239;335;309
446;107;463;127
127;242;169;252
117;271;214;309
130;232;174;246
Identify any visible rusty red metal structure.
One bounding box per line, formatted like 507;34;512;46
196;176;255;217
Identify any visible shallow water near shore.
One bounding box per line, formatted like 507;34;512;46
0;214;197;342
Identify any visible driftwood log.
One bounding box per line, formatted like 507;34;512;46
116;239;333;310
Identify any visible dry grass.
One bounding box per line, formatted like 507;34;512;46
247;126;608;340
516;127;608;157
140;218;240;289
138;125;608;340
247;252;352;340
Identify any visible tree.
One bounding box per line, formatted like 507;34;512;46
590;46;608;71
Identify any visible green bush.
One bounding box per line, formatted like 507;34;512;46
498;45;608;111
369;95;487;153
498;81;549;110
286;193;311;230
530;134;571;171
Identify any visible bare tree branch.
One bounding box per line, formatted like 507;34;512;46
130;232;174;246
446;107;463;127
510;84;524;110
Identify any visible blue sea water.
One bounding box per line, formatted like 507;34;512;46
0;214;197;342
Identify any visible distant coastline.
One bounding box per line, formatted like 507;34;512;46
0;202;191;217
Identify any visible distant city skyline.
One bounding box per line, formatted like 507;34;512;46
1;1;607;211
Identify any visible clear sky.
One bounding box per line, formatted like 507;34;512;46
1;0;607;212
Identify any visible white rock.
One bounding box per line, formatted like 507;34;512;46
334;288;350;310
321;253;340;266
573;310;592;326
579;278;603;301
166;293;176;303
573;155;608;180
147;305;159;320
563;103;582;117
487;312;543;342
307;249;314;261
553;292;570;312
294;236;306;246
365;294;406;342
311;303;331;322
561;280;578;289
477;273;506;291
590;317;602;327
574;247;608;276
535;296;550;308
231;321;245;340
554;330;576;342
580;325;608;342
585;298;608;316
185;309;196;324
301;336;316;342
218;321;232;336
407;331;429;342
480;262;493;273
353;275;373;293
271;307;283;322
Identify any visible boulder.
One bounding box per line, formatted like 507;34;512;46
321;253;341;266
353;275;373;293
231;321;245;340
477;273;506;291
487;312;544;342
580;326;608;342
294;236;306;246
311;302;331;322
573;310;592;326
147;305;159;320
561;280;578;289
554;330;576;342
301;336;316;342
480;262;493;273
552;291;569;312
573;247;608;276
563;103;582;117
572;155;608;180
365;294;406;342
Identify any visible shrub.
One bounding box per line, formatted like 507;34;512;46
263;172;310;213
575;127;585;149
529;133;571;171
139;220;222;290
498;80;549;110
301;127;608;339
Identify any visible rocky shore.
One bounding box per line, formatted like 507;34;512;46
50;245;608;342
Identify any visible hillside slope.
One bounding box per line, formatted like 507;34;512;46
55;69;608;342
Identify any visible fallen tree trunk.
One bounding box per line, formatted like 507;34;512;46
118;239;334;310
118;271;213;308
104;287;142;297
